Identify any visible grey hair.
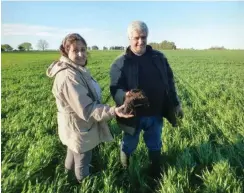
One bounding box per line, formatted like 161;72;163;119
127;21;149;39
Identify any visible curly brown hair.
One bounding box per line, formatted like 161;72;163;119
59;33;87;57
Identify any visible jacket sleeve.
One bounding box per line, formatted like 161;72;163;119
109;57;127;106
164;57;180;106
62;75;116;122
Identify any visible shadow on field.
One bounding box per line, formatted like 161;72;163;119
163;137;244;192
25;125;243;193
27;117;243;193
92;130;244;193
29;145;65;183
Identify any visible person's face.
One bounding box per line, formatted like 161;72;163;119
129;30;147;55
68;41;87;66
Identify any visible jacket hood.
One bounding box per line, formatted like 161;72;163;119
46;56;87;78
46;60;67;78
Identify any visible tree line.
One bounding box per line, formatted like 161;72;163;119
2;39;229;52
149;40;177;50
87;46;125;50
1;39;49;52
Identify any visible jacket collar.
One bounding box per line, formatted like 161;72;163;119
59;56;87;73
124;45;153;59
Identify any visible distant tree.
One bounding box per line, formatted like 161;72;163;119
160;40;176;50
149;40;177;50
92;45;99;50
18;42;32;51
87;47;91;50
1;44;13;51
18;45;25;51
109;46;124;50
209;46;226;50
37;39;49;51
103;46;108;50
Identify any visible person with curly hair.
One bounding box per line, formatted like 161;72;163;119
46;33;132;183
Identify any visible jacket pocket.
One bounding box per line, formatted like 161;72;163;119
71;113;95;132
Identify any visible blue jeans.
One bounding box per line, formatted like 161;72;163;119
121;116;163;155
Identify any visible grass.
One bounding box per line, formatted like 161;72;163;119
1;50;244;193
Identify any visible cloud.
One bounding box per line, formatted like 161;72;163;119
2;23;244;50
2;23;94;37
1;23;116;49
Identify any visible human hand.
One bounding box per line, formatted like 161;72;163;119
175;105;184;119
115;105;134;118
125;91;130;97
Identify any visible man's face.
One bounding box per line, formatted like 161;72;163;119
68;41;87;66
129;30;147;55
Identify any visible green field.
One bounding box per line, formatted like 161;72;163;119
1;50;244;193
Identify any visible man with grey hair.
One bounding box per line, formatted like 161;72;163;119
110;21;183;179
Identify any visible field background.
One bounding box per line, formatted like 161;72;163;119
1;50;244;193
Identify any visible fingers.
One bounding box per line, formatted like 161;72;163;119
121;113;134;118
179;111;184;118
115;106;134;118
121;114;134;118
118;104;125;109
116;111;134;118
176;108;184;119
